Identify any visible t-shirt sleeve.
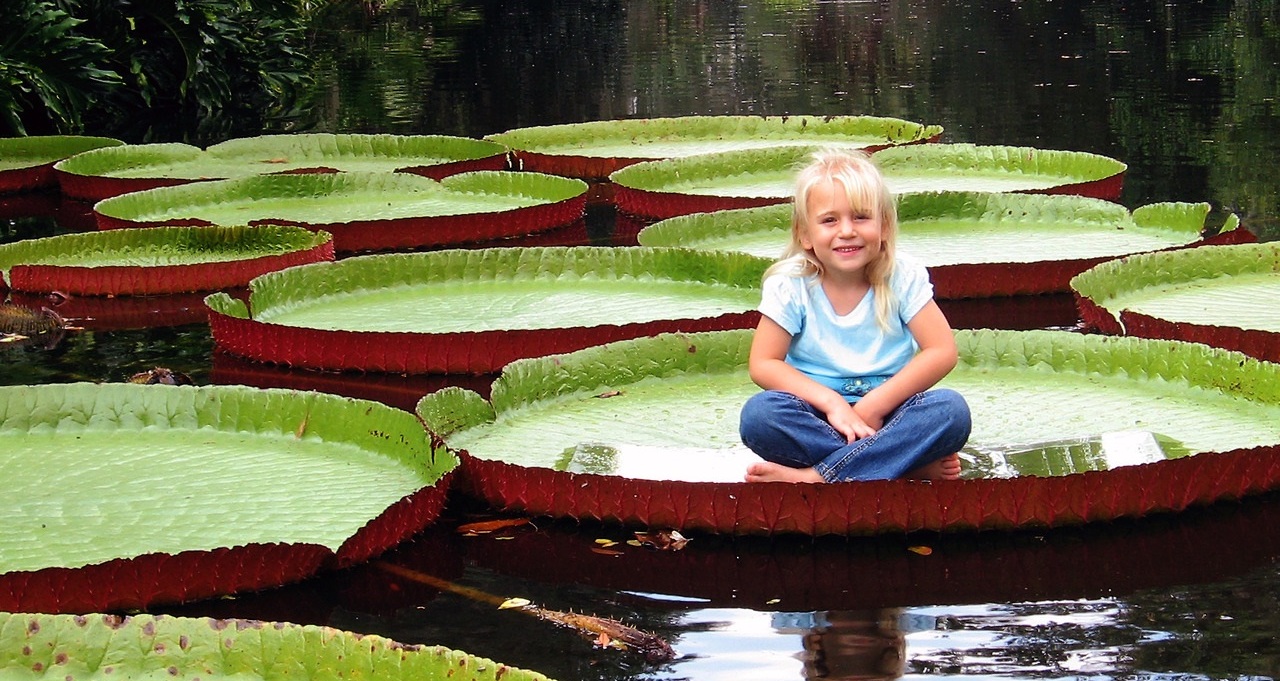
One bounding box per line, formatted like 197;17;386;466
758;274;804;336
895;255;935;324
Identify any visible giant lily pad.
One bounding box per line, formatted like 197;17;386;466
1072;241;1280;363
54;134;509;201
638;195;1253;298
0;225;333;295
0;383;458;613
0;136;123;194
610;143;1128;220
485;115;942;180
205;247;764;375
416;328;1280;535
93;171;588;253
0;612;553;681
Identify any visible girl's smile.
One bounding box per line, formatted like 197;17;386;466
799;179;883;282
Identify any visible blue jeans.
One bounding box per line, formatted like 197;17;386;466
738;388;972;482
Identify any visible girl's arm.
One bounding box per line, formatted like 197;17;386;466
748;315;876;442
853;299;958;430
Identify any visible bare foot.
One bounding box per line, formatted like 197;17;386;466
745;461;824;483
906;452;962;481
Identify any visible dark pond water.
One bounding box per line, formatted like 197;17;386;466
5;1;1280;679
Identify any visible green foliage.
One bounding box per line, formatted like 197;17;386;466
0;0;312;140
0;1;120;135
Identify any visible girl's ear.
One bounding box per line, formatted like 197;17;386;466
798;227;814;251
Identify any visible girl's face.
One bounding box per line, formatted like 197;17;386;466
799;179;883;283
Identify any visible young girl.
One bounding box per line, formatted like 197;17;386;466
739;148;971;483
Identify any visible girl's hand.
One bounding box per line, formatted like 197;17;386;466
828;403;877;443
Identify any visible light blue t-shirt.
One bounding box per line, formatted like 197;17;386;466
757;253;934;402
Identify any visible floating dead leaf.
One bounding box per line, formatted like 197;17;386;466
262;157;290;164
626;539;643;547
594;390;624;398
295;410;309;439
908;545;933;556
594;538;618;547
634;529;689;551
456;517;532;534
590;547;623;556
498;597;531;610
766;598;780;605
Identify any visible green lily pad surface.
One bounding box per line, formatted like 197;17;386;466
0;612;553;681
93;171;588;253
1073;241;1280;361
54;134;509;200
418;329;1280;534
0;136;123;193
637;196;1241;297
610;144;1127;219
486;115;942;179
205;247;764;374
0;383;457;611
0;225;333;295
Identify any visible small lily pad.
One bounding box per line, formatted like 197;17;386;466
0;135;123;194
0;383;458;613
93;171;588;253
610;143;1128;220
638;195;1251;297
486;115;942;180
205;246;764;375
54;133;509;201
0;225;334;295
417;328;1280;535
0;612;554;681
1072;240;1280;362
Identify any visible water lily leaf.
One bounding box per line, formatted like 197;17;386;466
0;612;554;681
610;143;1127;219
205;246;765;374
0;225;333;295
0;383;458;613
1072;241;1280;362
93;171;588;253
0;135;123;194
417;328;1280;535
486;115;942;180
638;195;1250;297
54;133;509;201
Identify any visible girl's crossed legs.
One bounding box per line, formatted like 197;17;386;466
738;388;971;482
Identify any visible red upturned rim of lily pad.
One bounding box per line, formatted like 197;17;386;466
0;225;334;296
92;171;588;254
486;115;944;180
1073;240;1280;363
0;383;458;614
637;196;1256;298
417;329;1280;536
53;134;510;201
0;135;123;194
205;246;766;375
609;143;1129;220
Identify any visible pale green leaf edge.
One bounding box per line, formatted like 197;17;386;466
94;171;586;222
416;328;1280;434
1070;241;1280;319
223;246;768;322
486;115;941;151
610;143;1127;192
0;612;554;681
56;134;508;178
0;225;331;284
638;193;1207;249
0;383;458;487
0;136;123;169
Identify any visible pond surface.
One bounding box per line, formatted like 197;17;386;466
5;1;1280;679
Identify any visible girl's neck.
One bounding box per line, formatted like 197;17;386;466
820;273;870;316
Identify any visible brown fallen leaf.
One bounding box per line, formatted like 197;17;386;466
634;529;689;551
594;390;624;398
908;545;933;556
456;517;532;534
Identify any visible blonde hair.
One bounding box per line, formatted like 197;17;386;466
765;147;899;328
